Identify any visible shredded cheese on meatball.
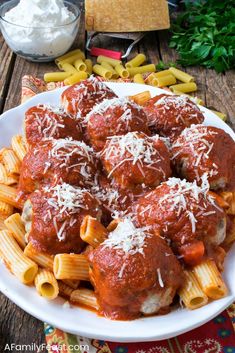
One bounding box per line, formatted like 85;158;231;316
102;218;150;256
101;132;167;178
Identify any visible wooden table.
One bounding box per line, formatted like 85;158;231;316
0;4;235;352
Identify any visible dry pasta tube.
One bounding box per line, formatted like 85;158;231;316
70;288;99;310
85;59;93;75
133;73;145;84
169;67;194;83
58;281;74;299
24;242;53;269
54;254;90;280
125;53;146;68
61;63;78;74
11;135;27;162
146;73;158;87
129;91;151;106
211;110;227;122
128;64;156;77
0;184;22;209
193;259;228;300
178;270;208;309
97;55;121;67
0;230;38;284
154;69;171;78
0;201;13;217
74;59;87;72
64;71;88;85
55;49;84;64
35;269;59;300
57;52;86;69
0;148;21;175
80;216;108;248
170;82;197;93
0;164;7;184
156;74;176;87
220;192;235;215
115;64;129;79
44;72;72;83
101;62;119;79
93;64;112;80
0;214;5;230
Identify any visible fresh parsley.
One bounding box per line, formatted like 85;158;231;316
156;60;176;70
169;0;235;72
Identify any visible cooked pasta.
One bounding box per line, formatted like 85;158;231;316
129;91;151;106
80;215;108;247
58;281;74;299
178;270;208;309
0;214;5;230
220;192;235;215
70;288;99;310
169;67;194;83
125;54;146;68
35;268;59;300
0;148;21;175
24;241;53;270
0;230;38;284
11;135;27;162
193;259;228;299
4;213;26;249
0;184;22;209
0;164;7;184
53;254;90;280
0;201;13;217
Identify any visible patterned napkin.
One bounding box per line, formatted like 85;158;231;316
21;75;235;353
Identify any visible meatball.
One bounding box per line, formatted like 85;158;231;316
171;125;235;191
61;76;116;120
24;104;82;147
100;132;171;189
18;138;98;194
22;183;101;254
87;97;150;151
144;94;204;140
135;177;226;266
88;219;183;320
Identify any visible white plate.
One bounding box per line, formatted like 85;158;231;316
0;83;234;342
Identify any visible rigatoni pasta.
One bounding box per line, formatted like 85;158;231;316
178;270;208;309
0;184;22;209
0;230;38;284
92;64;112;80
193;259;228;299
169;67;194;83
80;216;108;248
4;213;26;248
11;135;27;162
35;268;59;300
70;288;99;310
129;91;151;106
24;241;53;270
125;54;146;68
64;71;88;85
0;201;13;217
170;82;197;93
53;254;90;280
0;148;21;175
127;64;156;76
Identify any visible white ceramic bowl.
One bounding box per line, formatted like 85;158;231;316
0;0;80;62
0;83;234;342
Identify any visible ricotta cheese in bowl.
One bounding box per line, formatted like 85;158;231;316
0;0;80;62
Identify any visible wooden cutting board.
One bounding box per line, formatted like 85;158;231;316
85;0;170;32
